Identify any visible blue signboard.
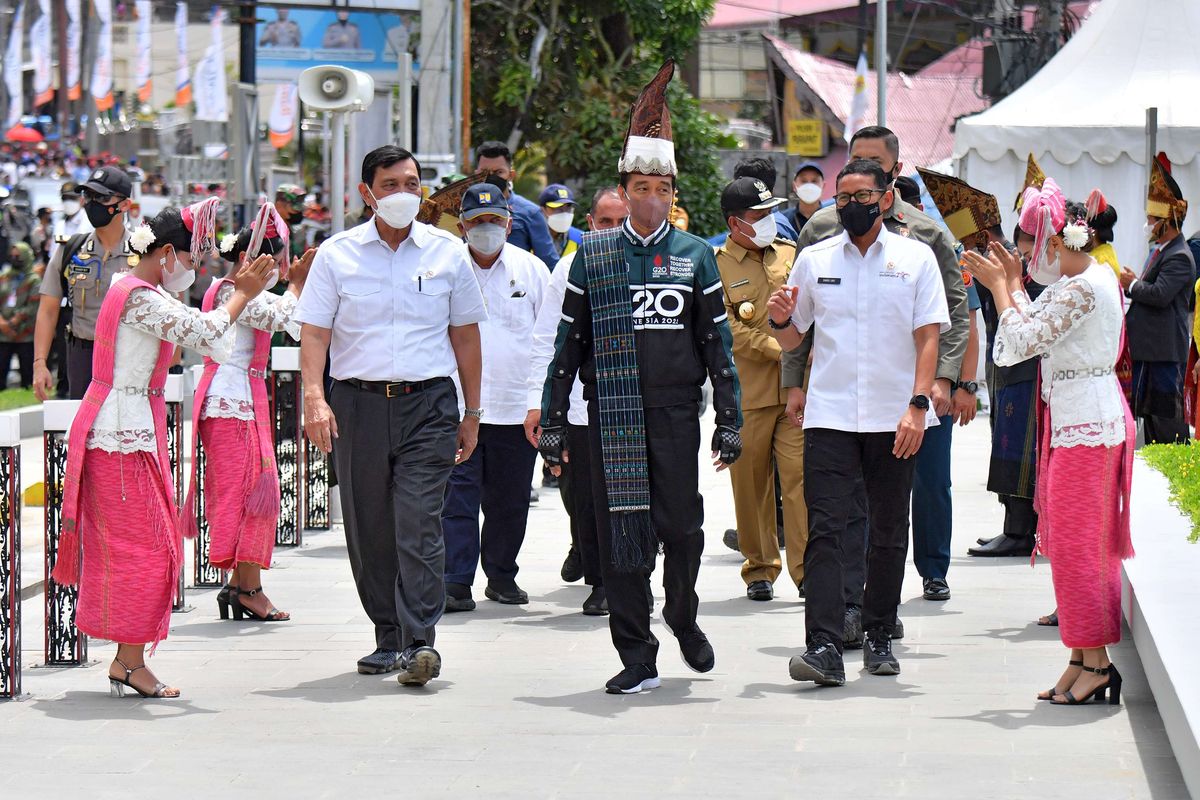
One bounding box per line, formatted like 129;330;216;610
256;6;420;84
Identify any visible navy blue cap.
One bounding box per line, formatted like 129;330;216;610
460;183;511;220
538;183;575;208
793;161;824;179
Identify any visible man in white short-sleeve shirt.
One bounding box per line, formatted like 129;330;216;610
768;159;948;686
296;145;487;687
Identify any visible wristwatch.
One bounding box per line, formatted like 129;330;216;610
957;380;979;395
767;315;791;330
909;394;931;411
463;408;484;419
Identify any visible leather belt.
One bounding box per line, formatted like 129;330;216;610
342;376;448;398
112;386;164;397
1051;366;1113;381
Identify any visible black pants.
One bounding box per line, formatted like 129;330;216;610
590;401;704;666
560;423;603;586
805;428;916;651
66;335;94;400
0;341;33;388
330;378;459;652
1141;414;1190;445
842;478;869;608
1000;494;1037;540
51;311;69;398
442;423;538;587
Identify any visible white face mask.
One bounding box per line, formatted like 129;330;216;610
369;188;421;229
263;268;280;293
160;251;196;293
1143;220;1161;242
62;199;81;216
740;214;777;249
795;182;822;205
547;211;574;234
466;223;507;256
1028;251;1062;286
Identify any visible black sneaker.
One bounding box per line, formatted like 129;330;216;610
722;528;740;553
484;582;529;605
445;582;476;613
842;605;863;649
863;630;900;675
605;663;660;694
678;629;716;673
746;580;773;601
541;470;559;489
356;648;401;675
922;577;951;601
396;641;441;686
560;547;583;583
582;586;608;616
788;641;845;686
892;615;905;640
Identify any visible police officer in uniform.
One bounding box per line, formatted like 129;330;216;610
33;167;136;400
715;177;807;602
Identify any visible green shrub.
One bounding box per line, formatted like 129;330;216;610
1142;443;1200;543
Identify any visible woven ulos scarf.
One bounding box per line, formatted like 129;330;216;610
581;227;655;572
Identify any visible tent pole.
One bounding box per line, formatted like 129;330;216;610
876;0;887;126
1145;106;1157;204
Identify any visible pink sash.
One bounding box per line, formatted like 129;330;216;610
54;278;177;585
181;278;278;537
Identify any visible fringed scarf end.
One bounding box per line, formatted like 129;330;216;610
51;527;82;586
246;469;280;518
609;509;655;574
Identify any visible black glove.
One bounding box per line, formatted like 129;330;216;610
539;426;566;468
711;425;742;466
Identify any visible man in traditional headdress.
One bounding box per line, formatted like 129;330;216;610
1121;157;1196;444
539;61;743;694
918;168;1041;559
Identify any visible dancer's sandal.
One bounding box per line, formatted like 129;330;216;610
216;583;238;620
1051;663;1122;706
232;587;290;622
109;658;180;698
1037;659;1082;700
1037;611;1059;626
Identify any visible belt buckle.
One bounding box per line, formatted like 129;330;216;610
386;382;400;398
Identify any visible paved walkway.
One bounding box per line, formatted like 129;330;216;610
1;418;1188;798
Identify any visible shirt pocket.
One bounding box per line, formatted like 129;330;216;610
499;292;535;331
404;271;453;318
340;277;383;321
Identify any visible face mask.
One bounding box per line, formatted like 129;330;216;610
263;268;280;293
547;211;574;234
84;199;119;229
466;223;507;256
62;199;81;217
1028;251;1062;286
160;250;196;293
1143;220;1161;242
740;214;777;248
837;199;881;238
286;210;303;226
795;182;822;205
369;188;421;229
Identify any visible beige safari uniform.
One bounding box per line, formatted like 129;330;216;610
716;237;808;589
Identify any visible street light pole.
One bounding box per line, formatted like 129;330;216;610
876;0;887;127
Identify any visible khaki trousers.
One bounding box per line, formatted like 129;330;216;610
729;404;808;586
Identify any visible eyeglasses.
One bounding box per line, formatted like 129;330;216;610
834;189;886;207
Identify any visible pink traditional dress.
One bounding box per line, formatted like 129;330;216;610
187;280;298;570
53;274;235;648
994;259;1135;649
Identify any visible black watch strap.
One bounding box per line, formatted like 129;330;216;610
767;316;791;330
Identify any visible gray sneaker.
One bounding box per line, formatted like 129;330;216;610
789;642;846;686
842;605;863;649
863;631;900;675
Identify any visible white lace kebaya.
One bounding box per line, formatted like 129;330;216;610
87;282;235;454
200;284;300;421
993;259;1127;447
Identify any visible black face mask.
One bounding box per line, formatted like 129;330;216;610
838;199;881;238
84;198;119;229
286;209;303;225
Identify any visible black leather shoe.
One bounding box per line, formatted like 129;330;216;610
541;471;559;489
976;534;1002;546
396;641;441;686
445;582;476;613
484;582;529;605
605;663;660;694
582;586;608;616
722;528;740;553
968;534;1034;557
357;648;401;675
746;580;774;601
863;630;900;675
560;547;583;583
678;629;716;673
789;641;845;686
892;615;905;640
842;605;863;649
922;577;951;601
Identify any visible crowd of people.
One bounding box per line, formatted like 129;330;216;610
24;60;1200;702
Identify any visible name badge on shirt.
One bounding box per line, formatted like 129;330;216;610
817;277;841;285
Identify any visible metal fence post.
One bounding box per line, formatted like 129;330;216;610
270;347;302;548
165;373;191;611
43;400;85;666
0;415;22;698
189;365;223;588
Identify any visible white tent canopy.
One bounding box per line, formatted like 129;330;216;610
954;0;1200;269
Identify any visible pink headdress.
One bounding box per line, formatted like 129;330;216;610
1085;188;1107;221
245;196;291;277
180;196;221;263
1018;177;1065;280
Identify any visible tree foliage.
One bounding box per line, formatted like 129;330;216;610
471;0;735;237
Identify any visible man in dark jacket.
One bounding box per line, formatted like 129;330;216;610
474;141;559;269
1121;158;1196;444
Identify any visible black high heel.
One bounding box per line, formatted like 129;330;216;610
1052;663;1122;706
231;587;290;622
1037;659;1083;701
216;584;237;620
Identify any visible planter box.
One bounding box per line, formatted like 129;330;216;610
1125;455;1200;798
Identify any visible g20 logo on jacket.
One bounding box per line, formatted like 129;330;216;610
631;283;689;330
